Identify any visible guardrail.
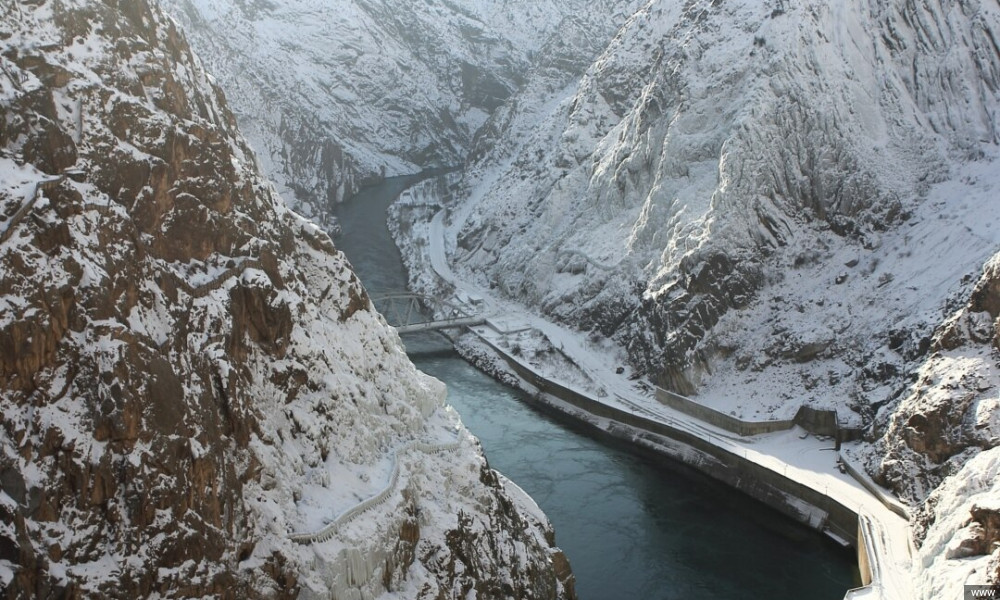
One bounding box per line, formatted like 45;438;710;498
290;459;403;544
396;315;486;334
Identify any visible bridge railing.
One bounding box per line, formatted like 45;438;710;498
371;292;485;333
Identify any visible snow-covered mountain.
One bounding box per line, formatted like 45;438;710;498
447;0;999;402
0;1;574;597
136;0;999;596
388;0;1000;595
157;0;639;224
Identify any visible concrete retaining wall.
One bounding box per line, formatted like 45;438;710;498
858;517;875;587
477;335;861;547
839;452;910;521
795;405;839;436
656;388;796;436
655;388;866;445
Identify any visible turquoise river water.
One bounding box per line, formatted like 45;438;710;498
334;176;860;600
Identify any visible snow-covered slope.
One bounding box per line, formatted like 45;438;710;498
445;0;1000;402
157;0;638;223
387;0;1000;596
120;0;999;595
0;1;573;597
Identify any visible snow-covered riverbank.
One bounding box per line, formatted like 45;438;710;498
389;176;918;600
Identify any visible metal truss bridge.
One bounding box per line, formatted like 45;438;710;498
372;293;486;334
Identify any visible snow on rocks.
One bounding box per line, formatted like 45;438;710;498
0;1;574;598
157;0;637;224
85;0;999;597
386;3;1000;596
434;0;1000;413
914;448;1000;597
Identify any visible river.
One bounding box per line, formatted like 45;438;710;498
334;176;860;600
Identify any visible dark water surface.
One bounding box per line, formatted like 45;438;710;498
333;176;860;600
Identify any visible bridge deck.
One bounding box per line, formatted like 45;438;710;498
372;292;486;334
395;316;486;334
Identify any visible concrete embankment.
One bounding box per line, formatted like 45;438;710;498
655;387;866;445
470;333;861;546
452;329;912;600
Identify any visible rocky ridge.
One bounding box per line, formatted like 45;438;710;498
0;1;573;598
157;0;639;225
872;251;1000;591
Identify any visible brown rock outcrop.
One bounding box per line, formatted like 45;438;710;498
0;2;574;599
876;252;1000;503
0;1;341;597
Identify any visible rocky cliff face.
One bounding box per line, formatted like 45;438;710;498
77;0;1000;596
0;1;573;598
872;251;1000;591
446;0;1000;402
386;0;1000;593
877;252;1000;503
156;0;637;223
